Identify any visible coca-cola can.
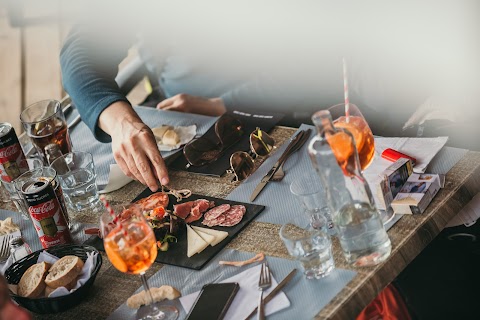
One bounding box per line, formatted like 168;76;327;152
20;170;72;248
0;123;29;183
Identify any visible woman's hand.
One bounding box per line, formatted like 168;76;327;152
156;94;226;116
99;101;169;191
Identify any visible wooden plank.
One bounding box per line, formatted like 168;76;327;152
0;8;22;132
23;1;63;108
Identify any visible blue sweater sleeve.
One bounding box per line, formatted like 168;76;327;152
60;24;134;143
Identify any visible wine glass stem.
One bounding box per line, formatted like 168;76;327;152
140;272;155;306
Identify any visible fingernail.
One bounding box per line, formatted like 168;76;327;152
150;184;159;192
161;178;169;185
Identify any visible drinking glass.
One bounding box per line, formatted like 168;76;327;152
290;174;335;235
20;99;73;164
328;103;375;171
329;103;394;225
280;214;335;279
100;204;179;320
50;152;102;212
2;158;42;220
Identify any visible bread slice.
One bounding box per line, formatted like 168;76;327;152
162;129;180;146
44;276;78;297
127;285;181;309
191;226;228;246
18;261;50;298
152;125;173;141
186;225;208;257
45;255;84;289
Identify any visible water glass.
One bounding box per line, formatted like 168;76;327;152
280;214;335;279
290;173;335;235
50;152;101;211
2;158;42;220
20;99;73;164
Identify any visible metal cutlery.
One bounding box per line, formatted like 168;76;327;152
0;234;13;263
257;261;272;320
250;129;312;202
245;268;297;320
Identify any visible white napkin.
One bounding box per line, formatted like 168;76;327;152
98;164;134;194
180;264;290;319
365;136;448;175
157;124;197;151
37;251;98;297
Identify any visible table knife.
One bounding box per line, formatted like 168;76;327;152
244;268;298;320
249;129;310;202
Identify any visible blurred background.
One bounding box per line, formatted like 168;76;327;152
0;0;147;133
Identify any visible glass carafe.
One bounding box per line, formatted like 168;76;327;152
308;110;391;267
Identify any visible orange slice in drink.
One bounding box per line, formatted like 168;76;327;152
335;116;365;151
104;239;129;273
326;131;354;164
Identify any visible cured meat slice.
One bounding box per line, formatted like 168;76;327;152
173;201;194;219
193;199;213;213
185;206;202;224
202;214;226;227
204;204;231;221
135;193;169;211
219;205;246;227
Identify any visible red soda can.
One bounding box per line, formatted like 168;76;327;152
0;123;29;182
21;175;72;248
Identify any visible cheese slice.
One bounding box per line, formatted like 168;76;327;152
191;226;228;246
186;225;209;257
193;229;216;246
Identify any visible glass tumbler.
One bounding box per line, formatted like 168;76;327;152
280;214;335;279
50;152;101;212
290;173;335;235
20;100;73;164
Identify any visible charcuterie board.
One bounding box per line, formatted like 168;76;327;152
85;189;265;270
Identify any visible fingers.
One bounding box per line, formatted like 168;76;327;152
156;97;175;110
144;138;170;186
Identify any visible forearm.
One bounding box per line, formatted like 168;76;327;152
98;101;143;136
60;24;133;142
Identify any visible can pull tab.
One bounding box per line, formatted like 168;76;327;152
381;148;417;166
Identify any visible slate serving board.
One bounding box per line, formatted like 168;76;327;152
85;188;265;270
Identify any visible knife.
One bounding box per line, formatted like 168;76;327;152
244;268;298;320
249;129;311;202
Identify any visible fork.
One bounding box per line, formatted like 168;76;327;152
257;261;272;320
0;235;13;263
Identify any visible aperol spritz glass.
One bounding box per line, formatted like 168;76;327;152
100;203;178;320
328;103;375;170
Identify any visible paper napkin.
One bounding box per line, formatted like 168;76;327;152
180;264;290;319
98;164;134;194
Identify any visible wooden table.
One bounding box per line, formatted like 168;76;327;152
3;126;480;320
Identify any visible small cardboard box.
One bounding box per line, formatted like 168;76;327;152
374;158;413;210
391;173;442;214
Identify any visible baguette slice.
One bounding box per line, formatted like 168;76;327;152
45;255;84;289
18;261;50;298
44;276;78;297
127;286;181;309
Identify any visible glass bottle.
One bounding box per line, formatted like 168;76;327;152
9;237;32;263
308;110;391;267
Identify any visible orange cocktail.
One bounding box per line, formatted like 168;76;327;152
329;104;375;170
104;221;157;274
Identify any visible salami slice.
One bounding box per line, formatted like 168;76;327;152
203;204;231;221
219;205;246;227
202;214;226;227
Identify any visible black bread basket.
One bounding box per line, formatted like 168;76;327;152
4;244;102;314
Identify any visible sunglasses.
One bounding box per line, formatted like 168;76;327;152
184;114;244;167
228;128;276;181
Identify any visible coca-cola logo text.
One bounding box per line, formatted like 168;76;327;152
29;199;55;215
0;144;19;159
